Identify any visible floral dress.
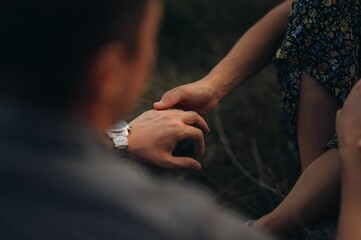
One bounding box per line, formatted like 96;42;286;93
274;0;361;151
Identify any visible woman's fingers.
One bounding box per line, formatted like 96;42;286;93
154;87;187;110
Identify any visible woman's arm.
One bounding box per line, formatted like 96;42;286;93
206;0;292;99
154;0;292;114
336;81;361;239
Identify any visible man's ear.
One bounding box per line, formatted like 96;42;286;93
87;43;129;104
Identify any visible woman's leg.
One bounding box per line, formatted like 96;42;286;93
254;149;340;237
297;72;341;171
253;72;342;236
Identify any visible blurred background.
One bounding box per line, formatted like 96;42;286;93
130;0;300;219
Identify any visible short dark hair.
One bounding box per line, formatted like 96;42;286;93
0;0;148;110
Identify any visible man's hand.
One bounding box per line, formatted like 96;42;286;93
153;79;219;115
128;109;210;170
336;80;361;160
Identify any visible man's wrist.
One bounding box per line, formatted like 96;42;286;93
107;120;132;159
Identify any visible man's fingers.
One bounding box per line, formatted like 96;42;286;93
166;156;202;170
183;127;205;157
182;111;210;133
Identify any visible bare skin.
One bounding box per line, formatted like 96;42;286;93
128;109;210;170
253;73;342;237
104;109;210;170
254;149;340;237
154;0;292;115
336;80;361;240
297;72;341;171
154;0;343;236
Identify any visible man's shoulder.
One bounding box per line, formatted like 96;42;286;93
64;159;271;240
0;114;270;240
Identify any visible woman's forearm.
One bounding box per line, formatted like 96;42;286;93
206;0;292;100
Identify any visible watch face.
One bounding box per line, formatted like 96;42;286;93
109;120;128;133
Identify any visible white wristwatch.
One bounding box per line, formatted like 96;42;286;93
107;120;132;158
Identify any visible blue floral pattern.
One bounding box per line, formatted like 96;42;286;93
274;0;361;151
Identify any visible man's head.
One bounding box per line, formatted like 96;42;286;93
0;0;162;128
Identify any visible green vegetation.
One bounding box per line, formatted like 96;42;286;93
132;0;300;219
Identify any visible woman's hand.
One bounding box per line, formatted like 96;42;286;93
153;1;292;116
153;79;219;115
